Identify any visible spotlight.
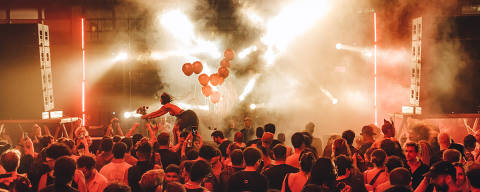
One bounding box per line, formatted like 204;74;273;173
250;104;256;110
123;112;131;119
362;50;372;57
114;52;128;62
332;98;338;105
336;43;343;50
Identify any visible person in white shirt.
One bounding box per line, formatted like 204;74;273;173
100;142;132;185
77;155;108;192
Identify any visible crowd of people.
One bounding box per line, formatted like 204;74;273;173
0;117;478;192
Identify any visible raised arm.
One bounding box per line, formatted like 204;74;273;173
145;123;157;144
125;123;139;138
142;106;168;119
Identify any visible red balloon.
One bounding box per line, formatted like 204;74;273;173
210;91;220;103
201;85;212;97
210;73;221;86
192;61;203;74
224;49;235;60
198;74;209;86
182;63;193;76
218;66;229;78
220;58;231;68
218;76;225;85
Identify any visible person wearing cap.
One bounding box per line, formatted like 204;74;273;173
414;161;457;192
356;125;377;156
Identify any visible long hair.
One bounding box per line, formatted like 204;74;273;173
418;140;432;166
160;93;172;105
332;138;351;159
308;158;336;190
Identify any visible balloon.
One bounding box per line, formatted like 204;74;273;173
210;91;220;103
220;58;230;68
192;61;203;74
201;85;212;97
224;49;235;60
218;76;224;85
198;74;209;86
210;73;221;86
218;66;229;78
182;63;193;76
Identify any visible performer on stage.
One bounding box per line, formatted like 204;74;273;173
141;93;199;141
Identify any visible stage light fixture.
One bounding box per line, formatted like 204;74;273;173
250;104;257;110
123;112;131;119
336;43;343;50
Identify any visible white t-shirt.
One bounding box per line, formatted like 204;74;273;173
99;160;132;184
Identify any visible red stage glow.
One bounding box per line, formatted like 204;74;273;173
81;18;86;126
373;12;377;126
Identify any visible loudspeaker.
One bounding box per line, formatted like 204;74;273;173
0;23;54;119
411;16;480;114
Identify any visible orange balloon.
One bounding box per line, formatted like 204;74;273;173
220;58;230;68
224;49;235;60
198;74;209;86
210;91;220;103
218;66;229;78
182;63;193;76
218;76;224;85
192;61;203;74
210;73;221;86
201;85;212;97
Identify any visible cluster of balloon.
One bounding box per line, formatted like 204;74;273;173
181;49;234;104
182;61;204;76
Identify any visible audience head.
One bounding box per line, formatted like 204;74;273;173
256;127;264;139
264;123;276;134
305;122;315;135
382;120;395;138
385;156;404;173
466;163;480;190
104;183;131;192
157;132;170;146
360;125;376;138
438;133;452;149
160;92;172;104
409;124;431;142
210;131;225;144
261;132;274;148
389;167;411;186
136;141;152;160
185;148;199;160
299;151;316;173
100;138;114;152
45;143;72;169
234;132;244;143
113;142;127;159
453;162;466;187
418;140;433;166
0;149;20;172
291;132;306;149
198;145;221;163
165;164;180;183
113;135;122;143
244;147;262;167
405;142;419;161
443;149;461;164
53;156;76;186
189;160;211;183
230;149;244;166
121;137;133;152
341;130;355;146
309;158;336;187
464;134;476;151
371;149;387;168
77;155;96;179
272;144;287;161
140;169;165;192
277;133;286;143
425;161;456;191
165;182;186;192
334;155;353;176
332;138;351;158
